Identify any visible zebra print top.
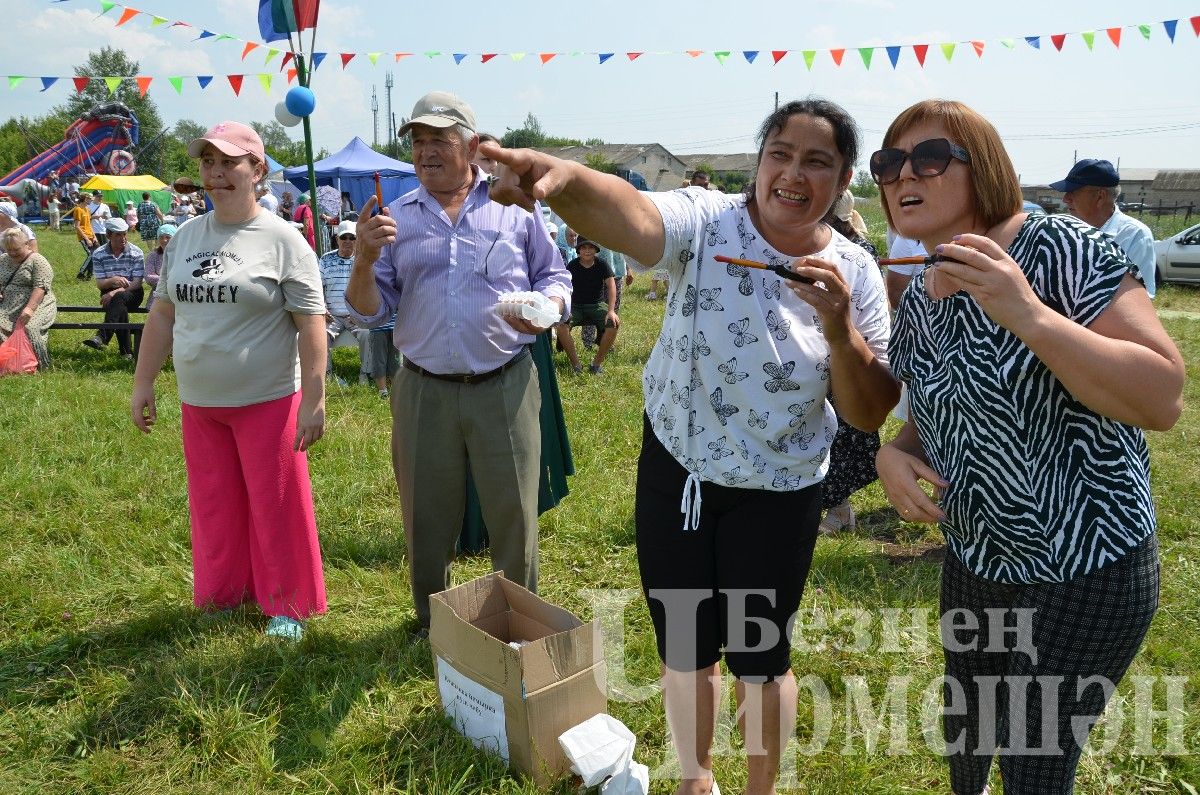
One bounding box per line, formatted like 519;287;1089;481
889;213;1155;584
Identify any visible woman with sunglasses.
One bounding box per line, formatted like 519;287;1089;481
484;98;897;795
873;100;1184;794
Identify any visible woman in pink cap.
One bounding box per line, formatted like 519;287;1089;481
131;121;329;640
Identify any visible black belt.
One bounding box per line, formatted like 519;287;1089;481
402;347;530;385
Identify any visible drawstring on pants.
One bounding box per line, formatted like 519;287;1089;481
680;472;702;532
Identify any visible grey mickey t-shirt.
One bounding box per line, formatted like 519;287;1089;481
644;187;891;491
156;209;325;407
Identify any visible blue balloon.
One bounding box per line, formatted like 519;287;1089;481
285;86;316;117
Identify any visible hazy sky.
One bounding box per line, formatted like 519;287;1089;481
5;0;1200;184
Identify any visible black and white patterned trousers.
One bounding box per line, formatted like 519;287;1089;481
940;536;1159;795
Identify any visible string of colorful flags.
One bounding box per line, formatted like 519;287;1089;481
10;1;1199;99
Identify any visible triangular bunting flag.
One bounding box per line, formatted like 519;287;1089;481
1163;19;1178;42
150;15;166;27
913;43;928;66
258;74;272;92
170;21;189;28
227;74;243;96
971;40;985;58
423;51;441;59
265;48;280;65
1051;34;1067;51
39;77;58;92
311;53;326;70
481;53;498;63
830;48;845;65
168;76;183;94
1106;27;1122;47
8;76;25;90
116;7;139;26
855;47;872;68
242;42;259;61
281;52;294;70
802;50;816;70
743;50;758;63
215;34;235;42
197;75;213;89
73;76;90;93
886;46;901;68
135;76;151;96
713;51;729;64
771;50;787;64
368;53;382;65
196;30;215;41
103;76;122;94
1138;24;1152;40
1192;15;1200;35
1081;30;1095;50
627;52;643;60
99;0;116;14
340;53;355;68
510;53;526;62
686;50;703;57
394;53;412;61
598;53;613;64
941;42;955;61
540;53;556;64
453;53;468;65
1025;36;1041;49
286;68;298;83
1000;38;1015;49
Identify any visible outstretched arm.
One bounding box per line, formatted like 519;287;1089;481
482;141;666;267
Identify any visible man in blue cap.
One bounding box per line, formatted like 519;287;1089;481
1051;158;1156;297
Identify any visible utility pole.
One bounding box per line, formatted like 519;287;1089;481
385;71;395;154
371;86;379;147
774;91;778;111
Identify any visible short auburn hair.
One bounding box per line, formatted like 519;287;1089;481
880;99;1021;231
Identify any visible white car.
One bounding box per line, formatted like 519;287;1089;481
1156;222;1200;286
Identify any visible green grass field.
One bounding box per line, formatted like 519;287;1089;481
1;219;1197;794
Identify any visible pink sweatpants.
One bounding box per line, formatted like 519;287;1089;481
181;391;328;620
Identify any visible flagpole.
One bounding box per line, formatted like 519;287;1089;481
292;0;322;254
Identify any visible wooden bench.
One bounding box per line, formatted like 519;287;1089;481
50;305;149;359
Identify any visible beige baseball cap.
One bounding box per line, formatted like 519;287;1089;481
397;91;476;137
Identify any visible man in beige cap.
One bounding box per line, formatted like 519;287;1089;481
346;91;571;636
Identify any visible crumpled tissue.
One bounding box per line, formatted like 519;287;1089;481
558;713;649;795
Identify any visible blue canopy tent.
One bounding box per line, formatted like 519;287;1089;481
283;136;418;215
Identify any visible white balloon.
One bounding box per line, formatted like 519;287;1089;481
275;102;302;128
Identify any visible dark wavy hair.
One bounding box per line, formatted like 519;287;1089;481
744;98;860;219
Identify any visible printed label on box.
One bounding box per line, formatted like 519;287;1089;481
436;656;509;762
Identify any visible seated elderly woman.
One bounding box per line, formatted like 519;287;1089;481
0;226;57;369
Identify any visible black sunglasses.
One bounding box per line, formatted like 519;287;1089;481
338;234;356;241
869;138;971;185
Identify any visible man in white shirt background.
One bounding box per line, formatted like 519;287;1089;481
1052;158;1157;298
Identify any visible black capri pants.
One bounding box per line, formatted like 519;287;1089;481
940;535;1159;795
635;414;821;680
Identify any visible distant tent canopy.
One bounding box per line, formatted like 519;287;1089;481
283;137;418;214
80;174;171;214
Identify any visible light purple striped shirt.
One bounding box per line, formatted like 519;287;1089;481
347;168;570;374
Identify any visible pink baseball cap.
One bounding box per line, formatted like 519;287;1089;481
187;121;265;163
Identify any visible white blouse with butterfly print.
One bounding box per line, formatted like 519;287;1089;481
642;187;892;492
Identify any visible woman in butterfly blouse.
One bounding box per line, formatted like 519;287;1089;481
874;100;1184;795
484;98;897;795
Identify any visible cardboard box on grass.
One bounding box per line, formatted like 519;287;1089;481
430;572;608;787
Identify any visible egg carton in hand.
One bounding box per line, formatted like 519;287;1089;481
494;291;560;328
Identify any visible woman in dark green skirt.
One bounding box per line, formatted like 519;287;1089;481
460;139;574;551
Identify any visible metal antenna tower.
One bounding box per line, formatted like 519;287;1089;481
371;86;380;147
384;72;395;152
